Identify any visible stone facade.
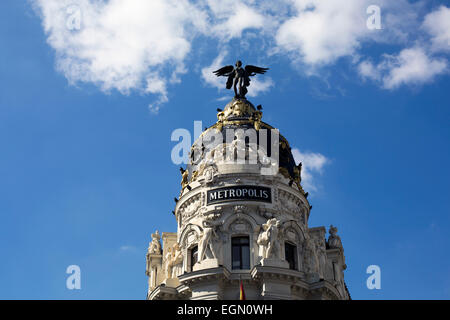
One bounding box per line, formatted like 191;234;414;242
146;98;350;300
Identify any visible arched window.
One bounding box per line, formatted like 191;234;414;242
232;236;250;270
285;242;298;270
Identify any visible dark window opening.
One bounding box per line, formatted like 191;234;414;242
285;242;298;270
190;245;198;271
232;236;250;270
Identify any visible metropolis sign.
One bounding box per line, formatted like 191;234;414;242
207;185;272;205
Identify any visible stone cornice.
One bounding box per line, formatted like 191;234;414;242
308;280;341;300
250;265;306;282
147;285;179;300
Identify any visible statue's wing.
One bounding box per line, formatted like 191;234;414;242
213;65;234;77
245;65;269;76
226;74;234;89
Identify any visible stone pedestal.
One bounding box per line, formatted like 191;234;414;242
260;258;289;269
163;278;180;288
179;267;230;300
193;258;220;271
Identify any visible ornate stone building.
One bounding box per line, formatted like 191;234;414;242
146;97;350;300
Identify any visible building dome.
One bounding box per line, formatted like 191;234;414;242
145;96;349;300
184;97;303;198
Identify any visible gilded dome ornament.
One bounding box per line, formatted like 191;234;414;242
180;167;189;190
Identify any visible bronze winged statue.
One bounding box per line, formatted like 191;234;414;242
213;60;269;98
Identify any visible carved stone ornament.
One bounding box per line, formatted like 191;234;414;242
203;165;217;183
187;230;199;245
177;193;203;225
230;218;252;233
285;227;298;243
233;205;247;214
278;189;306;223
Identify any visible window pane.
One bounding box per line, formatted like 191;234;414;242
232;245;241;269
240;237;249;245
231;236;250;270
241;244;250;269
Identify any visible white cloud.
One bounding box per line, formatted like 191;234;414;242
275;0;426;67
31;0;207;111
359;47;448;89
119;245;137;252
291;148;329;192
276;0;374;66
31;0;450;107
383;48;447;89
423;6;450;53
246;77;274;97
205;0;268;40
358;59;381;82
201;50;229;91
145;74;169;114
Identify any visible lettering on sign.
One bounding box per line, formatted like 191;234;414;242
207;186;271;205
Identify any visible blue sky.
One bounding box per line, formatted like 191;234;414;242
0;0;449;299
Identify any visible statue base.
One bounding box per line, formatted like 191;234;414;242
163;277;180;288
193;258;220;271
260;258;289;269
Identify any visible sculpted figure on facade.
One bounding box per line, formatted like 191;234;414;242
293;162;302;184
231;130;246;163
328;225;343;249
171;243;184;277
213;143;227;164
165;243;183;279
216;111;225;132
224;142;235;163
148;230;162;255
257;218;281;259
198;213;222;262
333;261;347;298
180;167;189;191
303;237;320;276
315;238;327;279
252;110;262;131
164;247;173;278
